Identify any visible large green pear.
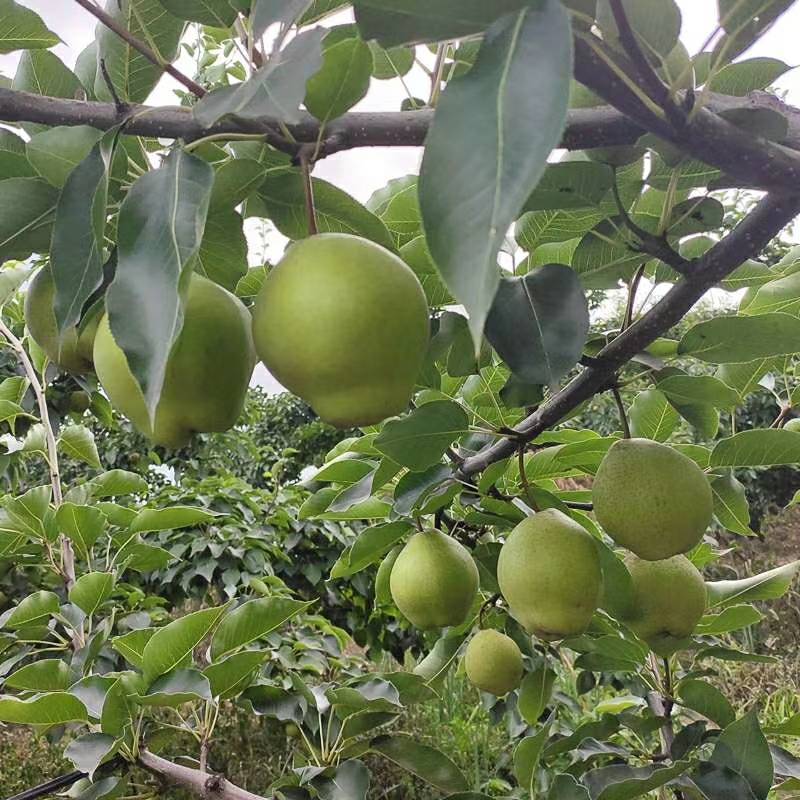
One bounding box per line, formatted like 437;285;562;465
497;509;601;640
25;266;99;374
592;438;713;561
622;553;707;656
390;529;478;630
93;274;254;448
464;629;524;696
251;234;430;428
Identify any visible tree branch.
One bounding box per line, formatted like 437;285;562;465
459;191;800;478
71;0;207;98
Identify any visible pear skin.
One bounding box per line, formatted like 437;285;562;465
464;629;524;696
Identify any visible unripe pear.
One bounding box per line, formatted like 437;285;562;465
784;418;800;432
252;234;430;428
25;266;99;374
592;438;713;561
464;629;523;696
497;509;601;640
93;274;254;448
621;553;706;656
390;529;478;630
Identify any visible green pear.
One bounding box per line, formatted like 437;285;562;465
622;553;707;656
464;629;524;696
25;266;99;374
497;509;601;640
784;418;800;432
93;274;254;448
390;529;478;630
592;438;713;561
251;234;430;428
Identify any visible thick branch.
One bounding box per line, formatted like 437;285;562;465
459;191;800;477
138;751;266;800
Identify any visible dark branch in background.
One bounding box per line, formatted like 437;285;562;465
71;0;207;97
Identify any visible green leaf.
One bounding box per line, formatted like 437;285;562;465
312;759;370;800
0;693;87;724
371;734;468;793
368;175;422;249
203;651;265;700
485;265;589;385
628;389;679;442
139;668;212;706
717;358;782;401
696;604;763;635
518;666;556;726
94;0;185;103
121;542;178;572
657;375;739;409
196;210;248;291
571;218;647;289
583;761;690;800
516;209;603;252
418;1;571;346
523;162;615;212
59;425;102;468
26;126;104;188
100;677;134;737
90;470;148;498
765;713;800;737
355;0;543;47
112;628;156;669
156;0;237;26
251;0;313;37
706;561;800;608
306;27;372;122
0;264;32;310
211;597;313;659
597;0;682;57
400;236;452;306
69;572;115;616
5;659;73;691
56;504;106;561
370;42;415;79
142;605;229;681
708;57;791;96
394;464;454;516
4;590;59;629
710;429;800;467
330;521;412;578
374;400;469;470
107;149;214;419
413;630;468;689
65;733;117;781
0;130;34;179
711;711;773;799
0;0;58;53
51;128;117;337
251;171;395;250
691;762;758;800
678;313;800;363
236;266;269;299
209;159;269;211
710;473;754;536
515;717;555;794
546;774;591;800
12;51;82;135
0;177;58;261
129;505;217;534
193;30;325;126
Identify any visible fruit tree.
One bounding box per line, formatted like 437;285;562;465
1;1;800;799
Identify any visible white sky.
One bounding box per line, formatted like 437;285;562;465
1;2;798;394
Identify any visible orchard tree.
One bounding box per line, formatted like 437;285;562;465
2;1;800;799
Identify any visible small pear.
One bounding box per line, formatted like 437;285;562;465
497;509;601;640
592;438;713;561
784;418;800;432
390;529;478;630
622;553;707;656
464;629;523;696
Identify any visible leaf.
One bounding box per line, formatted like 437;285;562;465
4;590;59;629
657;375;739;409
413;630;468;689
56;504;106;561
142;605;228;681
0;693;87;724
677;679;736;728
678;313;800;363
94;0;185;103
516;209;603;252
710;473;753;536
766;713;800;737
0;178;58;261
129;505;218;534
523;161;615;212
371;735;468;793
696;604;763;635
5;659;73;691
394;464;454;516
708;57;791;96
485;265;589;385
156;0;238;26
251;171;395;249
374;400;468;470
628;389;679;442
193;30;325;126
203;651;264;700
211;597;313;659
368;175;422;249
210;159;268;211
597;0;682;58
139;668;212;706
354;0;543;47
711;711;773;799
691;762;758;800
330;521;412;578
12;51;82;135
515;717;555;794
0;0;58;53
518;666;556;726
0;130;34;179
370;42;415;79
107;149;214;420
710;429;800;467
418;1;571;347
51;128;118;337
547;774;591;800
706;561;800;608
251;0;313;37
65;733;116;780
59;425;101;468
26;126;104;188
311;759;370;800
582;761;689;800
69;572;115;616
195;210;248;292
112;628;156;668
90;470;148;498
400;236;452;306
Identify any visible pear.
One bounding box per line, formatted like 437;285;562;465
93;274;254;448
497;509;601;640
622;553;706;656
25;266;99;374
592;438;713;561
251;234;430;428
389;529;478;630
784;418;800;432
464;629;523;696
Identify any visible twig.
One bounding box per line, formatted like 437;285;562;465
611;384;632;439
298;148;318;236
623;264;647;331
71;0;207;98
99;58;127;113
428;43;449;107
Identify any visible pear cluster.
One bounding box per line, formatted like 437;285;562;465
24;234;431;446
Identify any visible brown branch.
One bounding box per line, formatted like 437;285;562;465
72;0;207;98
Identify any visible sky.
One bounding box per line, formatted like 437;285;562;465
1;2;799;393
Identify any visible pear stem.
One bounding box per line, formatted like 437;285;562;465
611;384;632;439
299;148;319;236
